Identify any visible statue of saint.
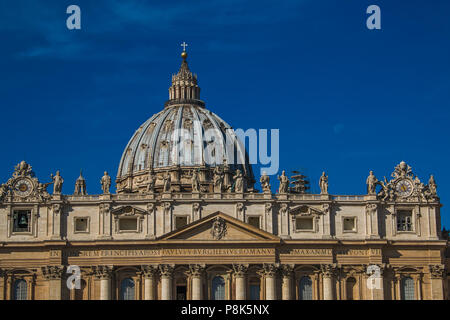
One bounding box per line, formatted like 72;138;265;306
147;171;155;193
163;172;171;192
428;175;437;195
319;171;328;194
101;171;111;194
191;170;200;192
213;166;223;193
260;171;271;193
233;169;244;192
277;170;289;194
0;183;8;201
51;171;64;195
366;171;378;195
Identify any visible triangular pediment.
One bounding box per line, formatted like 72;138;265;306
289;205;323;216
158;212;280;242
111;205;146;216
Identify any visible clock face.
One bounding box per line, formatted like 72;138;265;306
396;179;413;197
14;178;33;197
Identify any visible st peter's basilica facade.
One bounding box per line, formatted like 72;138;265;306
0;51;448;300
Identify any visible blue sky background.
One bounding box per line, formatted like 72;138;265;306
0;0;449;228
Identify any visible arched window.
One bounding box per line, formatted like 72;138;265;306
346;277;357;300
299;276;313;300
14;279;27;300
249;278;260;300
401;277;415;300
120;278;135;300
211;276;225;300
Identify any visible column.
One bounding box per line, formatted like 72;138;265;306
0;269;4;300
262;264;278;300
142;265;158;300
366;264;385;300
159;264;174;300
41;266;64;300
232;264;248;300
94;266;112;300
189;264;205;300
429;265;445;300
281;265;294;300
321;264;336;300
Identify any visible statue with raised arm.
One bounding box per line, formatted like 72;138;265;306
277;170;289;194
163;172;171;192
366;170;378;195
51;171;64;195
260;171;271;193
101;171;111;194
319;171;328;194
191;170;200;192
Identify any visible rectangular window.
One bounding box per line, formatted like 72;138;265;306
74;217;89;233
119;218;138;232
13;210;31;233
296;218;314;231
343;217;356;232
175;216;188;229
397;210;413;231
248;216;260;229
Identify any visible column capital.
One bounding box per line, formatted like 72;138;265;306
141;265;159;279
159;264;175;278
93;265;113;279
320;263;337;278
260;263;279;277
187;264;206;278
280;264;295;278
41;265;64;280
365;263;386;276
232;264;249;278
429;264;445;279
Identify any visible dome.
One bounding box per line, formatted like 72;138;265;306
116;53;254;193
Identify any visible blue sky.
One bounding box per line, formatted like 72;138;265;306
0;0;449;228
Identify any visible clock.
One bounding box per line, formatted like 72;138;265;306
395;179;413;197
13;178;33;197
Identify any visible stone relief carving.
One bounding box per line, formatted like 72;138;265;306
377;161;437;202
147;171;155;193
211;217;227;240
429;264;445;279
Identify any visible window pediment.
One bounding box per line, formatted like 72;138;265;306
289;205;324;217
111;206;147;218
